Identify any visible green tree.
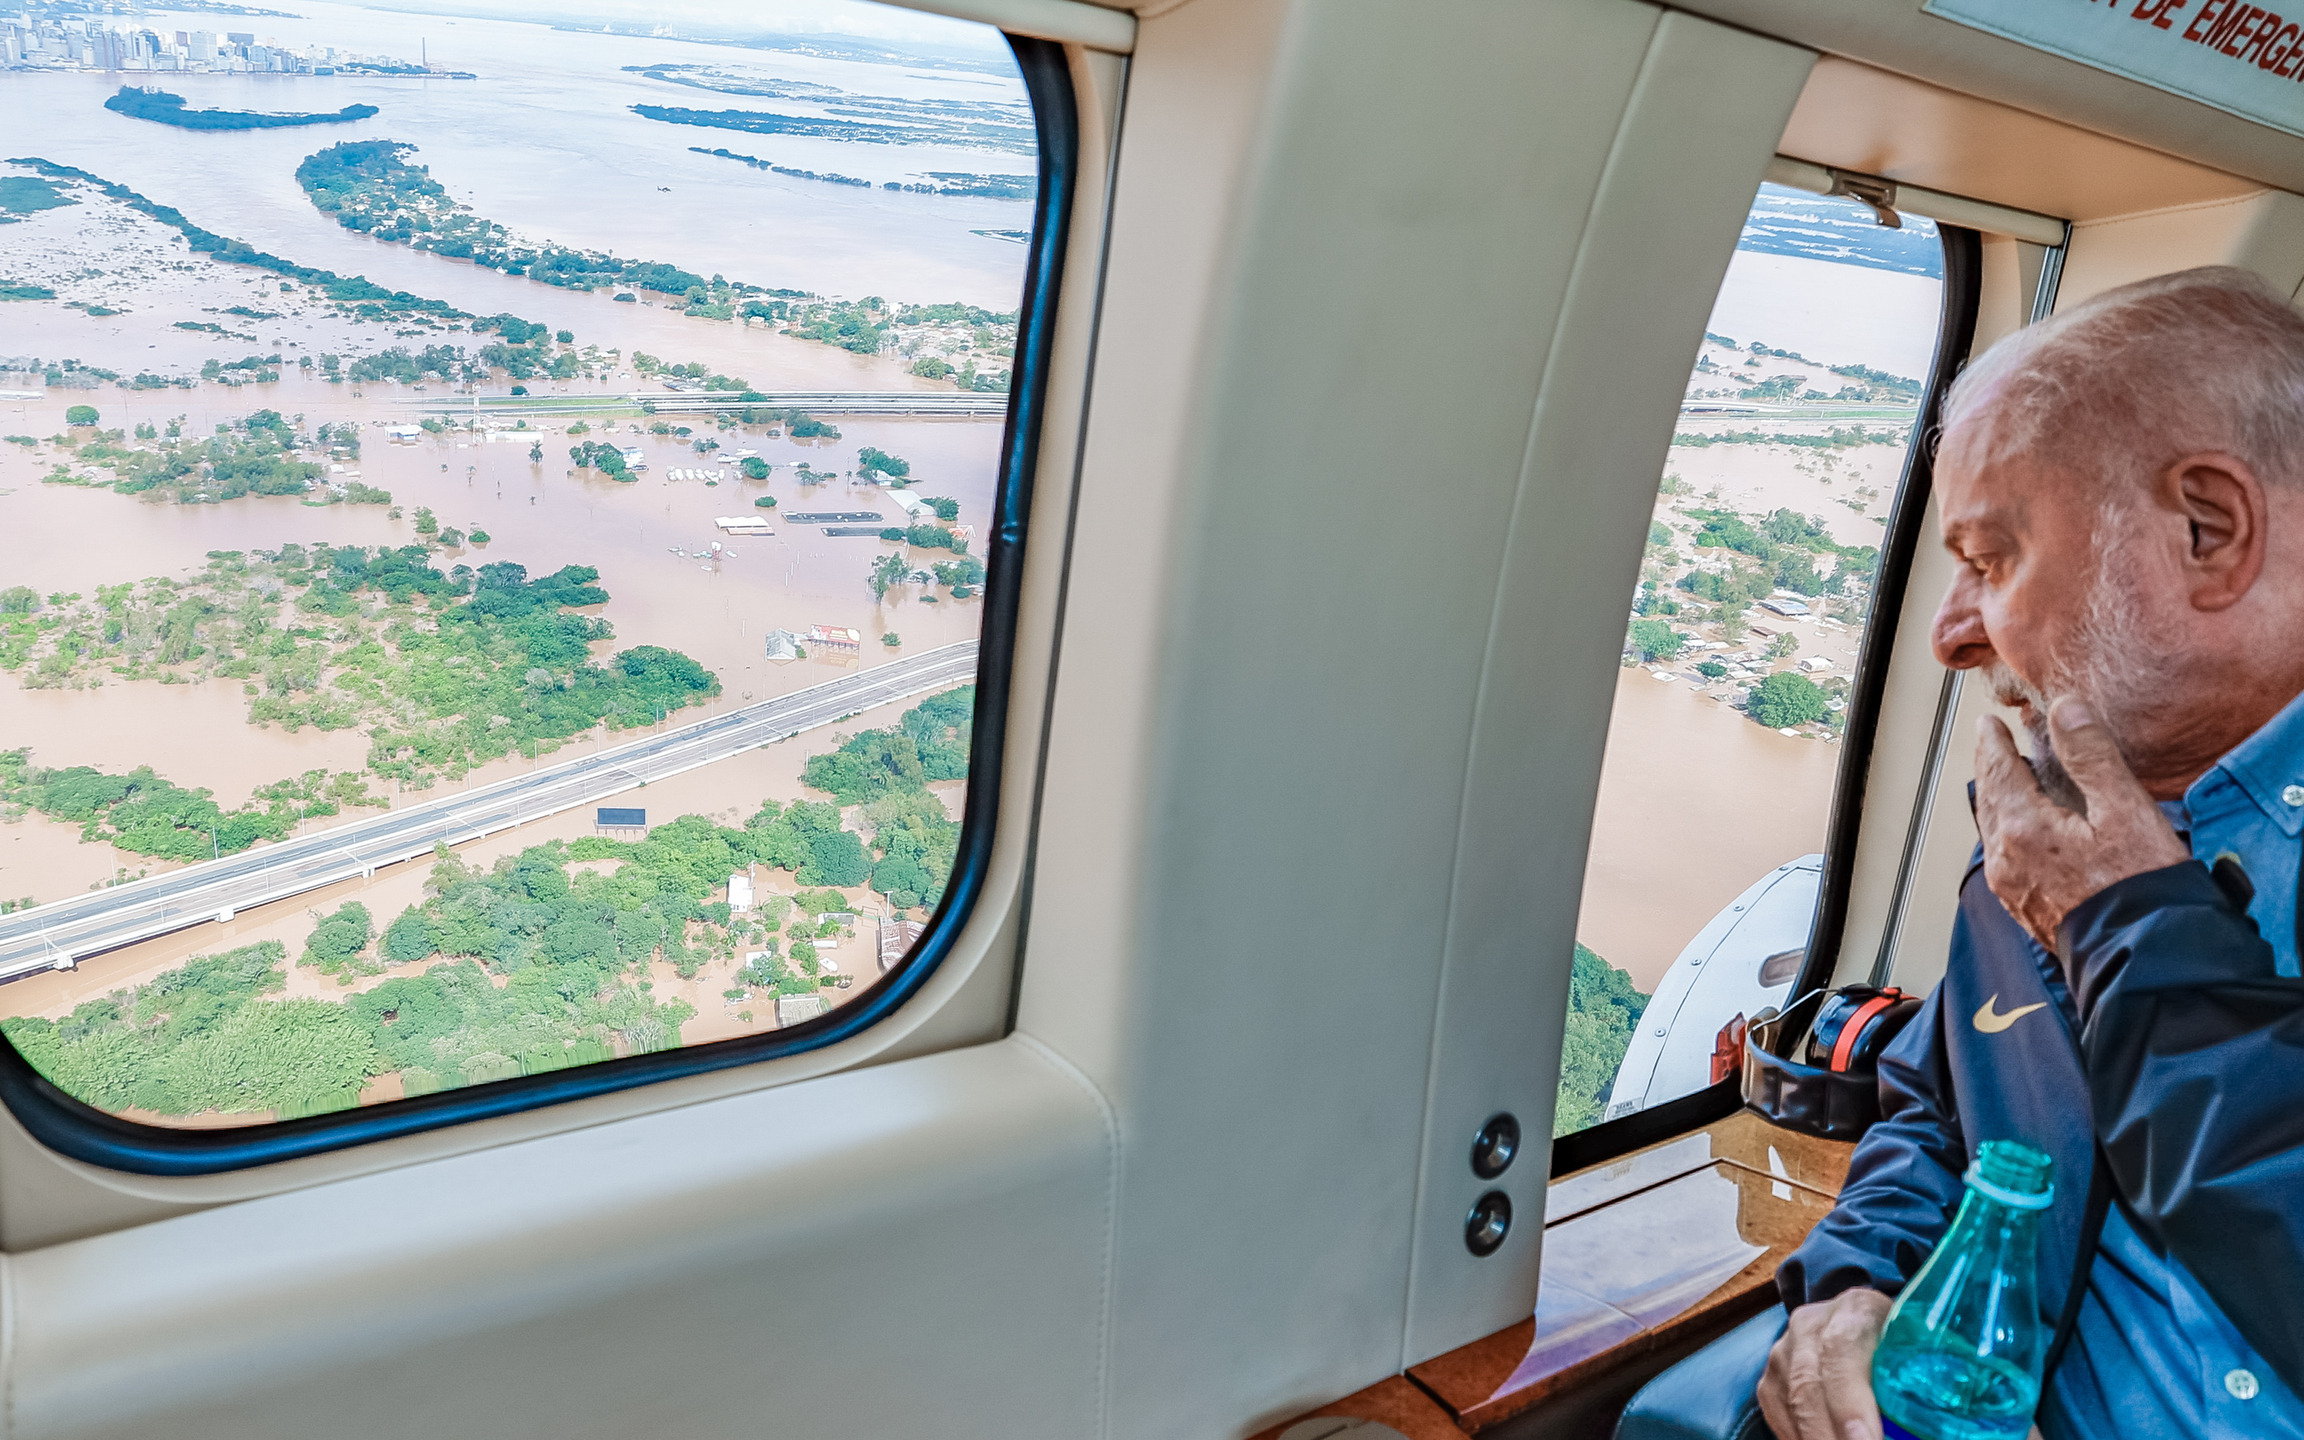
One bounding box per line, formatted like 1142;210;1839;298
1774;552;1823;595
1627;618;1684;662
302;900;374;975
740;456;770;480
1553;944;1649;1135
1749;670;1827;728
413;506;439;536
64;404;99;427
869;551;910;601
528;441;543;462
1767;631;1799;660
381;908;437;963
882;632;901;648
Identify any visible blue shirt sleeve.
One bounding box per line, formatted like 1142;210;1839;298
1776;961;1967;1308
2061;858;2304;1382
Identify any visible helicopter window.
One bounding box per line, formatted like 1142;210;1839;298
1549;182;1949;1141
0;2;1069;1173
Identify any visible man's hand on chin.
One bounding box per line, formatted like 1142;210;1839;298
1975;697;2190;952
1757;1288;1892;1440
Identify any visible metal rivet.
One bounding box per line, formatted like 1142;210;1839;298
1465;1190;1512;1257
1471;1113;1521;1180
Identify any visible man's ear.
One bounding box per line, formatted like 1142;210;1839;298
2164;453;2267;612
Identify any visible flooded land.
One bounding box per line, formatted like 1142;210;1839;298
0;0;1031;1122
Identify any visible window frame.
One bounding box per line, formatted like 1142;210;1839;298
0;33;1082;1178
1550;218;1984;1177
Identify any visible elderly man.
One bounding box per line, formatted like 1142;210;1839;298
1754;266;2304;1440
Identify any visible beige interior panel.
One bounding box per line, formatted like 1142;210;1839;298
2060;189;2304;304
1879;670;1998;998
1836;491;1960;989
1014;0;1817;1430
6;1040;1114;1440
1971;237;2041;354
1400;10;1814;1365
1778;56;2256;222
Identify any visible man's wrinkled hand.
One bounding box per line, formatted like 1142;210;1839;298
1975;697;2189;952
1757;1288;1892;1440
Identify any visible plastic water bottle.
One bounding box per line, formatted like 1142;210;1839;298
1870;1139;2053;1440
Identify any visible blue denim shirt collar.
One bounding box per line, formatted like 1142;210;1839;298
2184;686;2304;840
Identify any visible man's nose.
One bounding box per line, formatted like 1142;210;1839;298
1931;573;1994;670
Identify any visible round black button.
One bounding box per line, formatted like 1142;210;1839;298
1465;1190;1512;1257
1471;1112;1520;1180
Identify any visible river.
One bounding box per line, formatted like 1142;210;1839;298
0;0;1037;307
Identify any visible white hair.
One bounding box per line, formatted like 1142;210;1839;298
1942;265;2304;494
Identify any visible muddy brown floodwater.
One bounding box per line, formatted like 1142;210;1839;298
1575;666;1839;992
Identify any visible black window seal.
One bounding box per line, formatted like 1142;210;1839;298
0;33;1081;1178
1550;220;1984;1179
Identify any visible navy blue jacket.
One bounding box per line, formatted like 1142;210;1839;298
1778;853;2304;1383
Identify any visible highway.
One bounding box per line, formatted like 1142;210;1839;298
0;642;981;984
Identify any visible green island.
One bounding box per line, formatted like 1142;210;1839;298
0;687;975;1120
623;63;1035;154
686;147;871;189
0;752;382;861
290;141;1019;371
297;141;718;298
8;157;468;325
0;542;720;788
1555;944;1650;1134
897;171;1036;200
38;408;385;503
688;147;1032;199
0;175;74;223
104;86;381;131
634;102;1019;151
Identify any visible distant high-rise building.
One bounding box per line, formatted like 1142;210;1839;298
189;30;215;61
226;31;254;44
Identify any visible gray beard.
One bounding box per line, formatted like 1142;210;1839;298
1987;662;2089;814
1980;535;2171;818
